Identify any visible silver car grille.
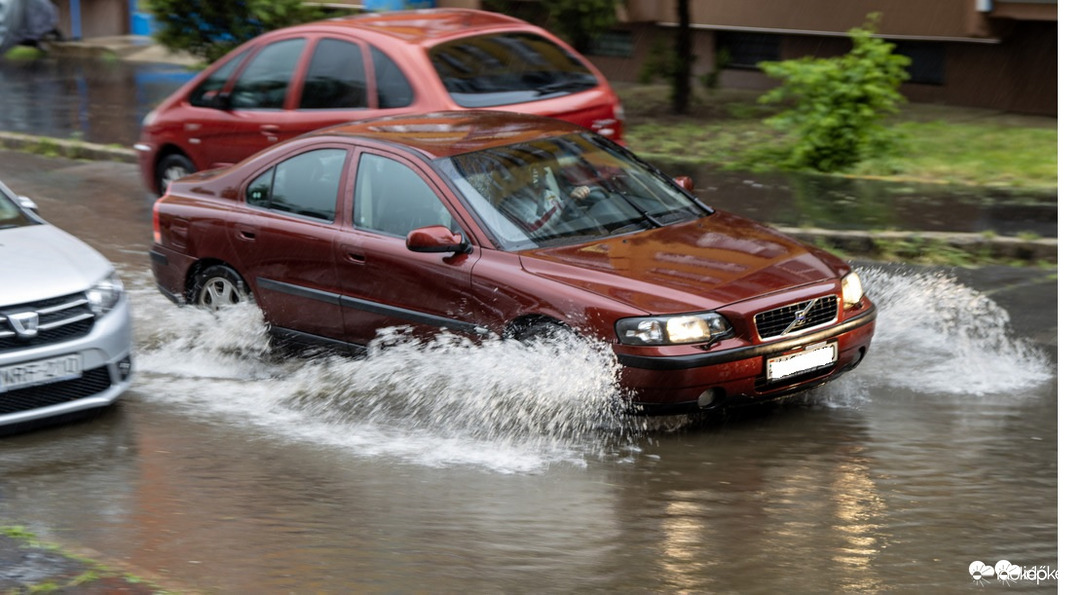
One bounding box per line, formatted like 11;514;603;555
0;293;96;352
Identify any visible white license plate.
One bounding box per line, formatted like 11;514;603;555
0;354;84;393
766;342;837;381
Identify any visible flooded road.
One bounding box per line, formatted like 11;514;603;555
0;151;1057;591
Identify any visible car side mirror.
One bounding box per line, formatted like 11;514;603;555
406;225;472;254
212;92;232;110
674;176;695;192
16;195;39;213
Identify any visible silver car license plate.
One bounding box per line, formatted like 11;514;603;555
0;354;84;393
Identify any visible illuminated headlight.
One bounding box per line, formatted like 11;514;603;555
841;272;865;308
87;271;125;316
616;313;732;346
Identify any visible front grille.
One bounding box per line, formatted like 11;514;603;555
754;295;838;339
0;293;95;353
0;367;113;415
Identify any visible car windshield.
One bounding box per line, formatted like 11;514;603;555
429;32;598;108
0;181;35;230
436;133;709;250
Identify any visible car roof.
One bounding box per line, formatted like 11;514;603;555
314;111;592;159
280;8;535;46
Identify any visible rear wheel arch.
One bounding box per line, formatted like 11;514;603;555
154;147;197;194
186;260;250;308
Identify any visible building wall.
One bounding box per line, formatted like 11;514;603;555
55;0;130;40
590;1;1056;116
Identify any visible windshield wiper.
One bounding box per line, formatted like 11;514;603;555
534;79;593;96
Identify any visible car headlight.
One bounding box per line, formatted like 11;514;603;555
87;271;125;316
616;312;733;346
841;271;864;308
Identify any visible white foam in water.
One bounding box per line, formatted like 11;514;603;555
845;266;1052;396
126;276;634;473
122;265;1052;472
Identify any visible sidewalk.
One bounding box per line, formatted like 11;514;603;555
44;34;199;66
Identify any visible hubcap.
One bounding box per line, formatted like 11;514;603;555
198;277;243;309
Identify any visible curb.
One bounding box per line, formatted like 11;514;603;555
0;132;1057;265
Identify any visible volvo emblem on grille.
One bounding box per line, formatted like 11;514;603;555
6;311;40;339
782;300;816;335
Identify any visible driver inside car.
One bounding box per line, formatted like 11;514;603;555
496;162;596;233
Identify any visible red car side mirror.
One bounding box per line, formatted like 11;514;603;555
406;225;472;254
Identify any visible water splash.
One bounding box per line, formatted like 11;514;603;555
123;264;1053;471
127;281;635;473
848;266;1052;396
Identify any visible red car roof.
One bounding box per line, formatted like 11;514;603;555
318;111;590;159
284;8;532;45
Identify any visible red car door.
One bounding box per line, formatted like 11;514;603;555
231;147;350;340
335;150;483;343
195;37;310;167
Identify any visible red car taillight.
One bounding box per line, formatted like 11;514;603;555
152;200;162;245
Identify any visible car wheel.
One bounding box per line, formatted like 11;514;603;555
509;319;579;346
191;265;249;309
156;153;196;194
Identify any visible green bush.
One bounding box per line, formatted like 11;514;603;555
758;14;910;172
147;0;327;64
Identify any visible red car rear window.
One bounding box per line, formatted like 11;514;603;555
429;32;598;108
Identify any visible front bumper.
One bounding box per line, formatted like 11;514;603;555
0;295;134;428
617;305;877;413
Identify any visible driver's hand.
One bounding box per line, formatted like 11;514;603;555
571;186;591;200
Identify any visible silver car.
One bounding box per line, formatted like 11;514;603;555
0;178;133;432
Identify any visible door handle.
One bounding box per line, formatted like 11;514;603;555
260;124;280;142
236;225;257;241
340;245;366;264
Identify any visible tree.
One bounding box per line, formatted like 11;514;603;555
758;14;911;172
147;0;326;64
540;0;618;54
671;0;692;114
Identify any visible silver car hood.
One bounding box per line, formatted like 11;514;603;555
0;224;113;307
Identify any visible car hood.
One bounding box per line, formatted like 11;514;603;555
0;224;113;306
519;212;844;314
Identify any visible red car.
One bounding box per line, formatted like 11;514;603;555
135;8;623;194
149;111;876;413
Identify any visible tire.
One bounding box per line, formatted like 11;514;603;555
155;153;196;194
509;319;578;346
190;265;249;310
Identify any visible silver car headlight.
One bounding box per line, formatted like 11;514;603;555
87;271;125;316
616;312;733;346
841;271;864;309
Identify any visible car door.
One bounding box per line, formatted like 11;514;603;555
335;150;483;343
231;146;349;340
191;37;309;167
273;37;423;142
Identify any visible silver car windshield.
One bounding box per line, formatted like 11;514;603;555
437;133;708;251
0;181;35;230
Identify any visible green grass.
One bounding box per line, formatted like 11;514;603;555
619;84;1057;191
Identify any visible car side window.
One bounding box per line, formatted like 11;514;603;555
189;50;250;108
231;38;306;109
353;153;451;236
372;46;414;108
301;38;368;109
246;149;346;222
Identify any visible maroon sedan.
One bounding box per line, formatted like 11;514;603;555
149;111;876;413
135;8;623;195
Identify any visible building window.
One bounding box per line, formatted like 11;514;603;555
588;30;635;58
716;31;781;69
895;41;946;86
